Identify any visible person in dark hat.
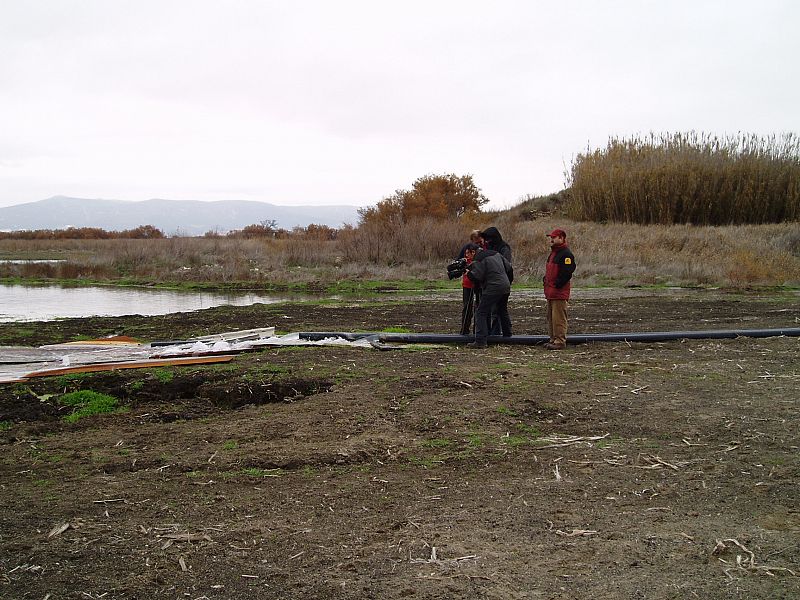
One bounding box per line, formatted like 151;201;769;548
479;227;511;263
479;227;512;335
466;244;513;348
543;228;576;350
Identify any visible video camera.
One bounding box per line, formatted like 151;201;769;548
446;257;469;280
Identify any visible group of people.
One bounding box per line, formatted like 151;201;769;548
457;227;576;350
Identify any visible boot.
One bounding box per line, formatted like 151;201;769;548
544;342;566;350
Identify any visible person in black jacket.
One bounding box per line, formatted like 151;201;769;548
466;247;513;348
479;227;513;335
480;227;512;263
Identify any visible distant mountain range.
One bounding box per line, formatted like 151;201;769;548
0;196;363;236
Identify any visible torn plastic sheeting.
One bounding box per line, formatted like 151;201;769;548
149;326;276;347
151;333;376;357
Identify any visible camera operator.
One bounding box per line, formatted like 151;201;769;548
458;243;480;335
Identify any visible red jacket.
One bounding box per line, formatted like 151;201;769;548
544;243;576;300
462;256;474;289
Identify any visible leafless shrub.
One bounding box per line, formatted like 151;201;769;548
337;218;470;264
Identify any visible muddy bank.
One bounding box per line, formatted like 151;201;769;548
1;289;798;599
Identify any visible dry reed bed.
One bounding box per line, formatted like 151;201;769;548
567;132;800;224
1;220;798;287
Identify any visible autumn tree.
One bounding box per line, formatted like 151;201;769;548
122;225;165;239
359;174;488;226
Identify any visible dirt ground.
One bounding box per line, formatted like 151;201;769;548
1;288;799;599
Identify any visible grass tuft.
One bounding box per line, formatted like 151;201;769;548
58;390;121;422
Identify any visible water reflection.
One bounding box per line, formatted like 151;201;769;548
0;284;309;322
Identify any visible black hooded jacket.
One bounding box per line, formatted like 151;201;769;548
480;227;513;283
467;249;513;295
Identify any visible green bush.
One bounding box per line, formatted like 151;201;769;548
58;390;121;423
566;132;800;225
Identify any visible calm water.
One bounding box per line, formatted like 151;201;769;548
0;284;310;322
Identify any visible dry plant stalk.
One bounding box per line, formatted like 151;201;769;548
712;538;797;577
555;529;598;537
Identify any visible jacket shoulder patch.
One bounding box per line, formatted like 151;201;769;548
564;257;572;265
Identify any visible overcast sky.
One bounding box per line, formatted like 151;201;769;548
1;0;798;211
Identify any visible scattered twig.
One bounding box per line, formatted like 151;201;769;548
536;433;609;449
555;529;598;537
409;546;479;566
637;454;681;471
712;538;797;577
682;439;706;446
47;523;71;538
10;564;43;573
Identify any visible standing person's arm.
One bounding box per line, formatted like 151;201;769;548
503;256;514;284
554;251;576;287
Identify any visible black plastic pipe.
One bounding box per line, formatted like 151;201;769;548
299;328;800;345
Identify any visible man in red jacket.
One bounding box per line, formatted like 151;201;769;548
543;229;576;350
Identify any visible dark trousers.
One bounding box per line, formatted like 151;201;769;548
460;287;476;335
474;291;511;343
489;308;502;335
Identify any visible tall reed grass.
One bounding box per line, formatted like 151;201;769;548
567;132;800;224
2;219;798;287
